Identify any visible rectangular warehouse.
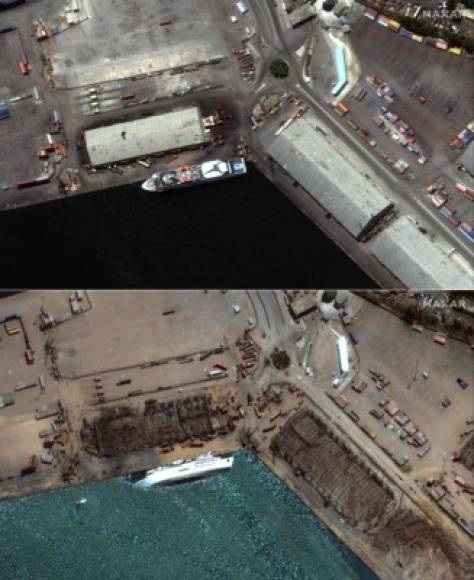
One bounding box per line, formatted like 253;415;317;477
371;216;473;289
84;106;208;167
267;113;394;239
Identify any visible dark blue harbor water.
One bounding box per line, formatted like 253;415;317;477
0;165;375;288
0;452;378;580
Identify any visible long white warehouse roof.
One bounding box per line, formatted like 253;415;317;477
371;216;474;289
267;113;393;238
337;336;350;375
85;106;208;166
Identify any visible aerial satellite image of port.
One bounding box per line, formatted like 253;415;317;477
0;0;473;287
0;290;473;579
0;0;473;579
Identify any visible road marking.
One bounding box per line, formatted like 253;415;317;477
413;198;473;257
296;83;399;185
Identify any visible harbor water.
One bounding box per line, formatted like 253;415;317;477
0;164;375;288
0;452;379;580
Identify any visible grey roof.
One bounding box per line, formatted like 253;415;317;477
459;142;474;175
267;114;393;238
85;106;208;166
288;3;317;26
371;216;474;289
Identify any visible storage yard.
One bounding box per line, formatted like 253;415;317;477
346;11;474;241
1;290;473;580
0;0;472;288
0;0;249;209
260;108;472;288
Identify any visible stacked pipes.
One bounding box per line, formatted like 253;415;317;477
233;46;256;83
236;333;260;378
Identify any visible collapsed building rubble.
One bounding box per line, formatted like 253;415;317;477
271;409;396;531
460;433;474;473
80;394;236;457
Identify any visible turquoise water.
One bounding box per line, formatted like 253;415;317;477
0;452;378;580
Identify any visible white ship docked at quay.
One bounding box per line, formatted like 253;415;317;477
131;452;234;487
141;158;247;192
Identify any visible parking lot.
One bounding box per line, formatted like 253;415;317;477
351;17;473;157
348;15;474;228
348;300;473;480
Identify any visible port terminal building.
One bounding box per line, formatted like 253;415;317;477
371;216;473;289
267;112;394;240
83;106;209;167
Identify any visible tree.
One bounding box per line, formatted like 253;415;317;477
322;290;337;303
271;349;291;370
270;59;289;79
322;0;336;10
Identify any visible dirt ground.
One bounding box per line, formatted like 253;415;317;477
49;291;252;378
348;300;473;512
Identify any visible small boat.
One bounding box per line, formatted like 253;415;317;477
76;498;87;506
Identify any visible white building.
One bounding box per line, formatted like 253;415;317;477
84;106;208;167
336;336;349;377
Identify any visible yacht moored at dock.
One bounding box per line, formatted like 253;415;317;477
141;158;246;192
131;452;234;487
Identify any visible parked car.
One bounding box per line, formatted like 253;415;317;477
441;397;451;408
457;377;469;389
417;95;428;104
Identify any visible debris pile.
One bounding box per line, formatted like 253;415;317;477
81;394;236;457
375;509;473;580
236;332;260;378
460;433;474;473
271;409;395;531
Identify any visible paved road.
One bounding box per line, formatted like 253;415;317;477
246;0;472;262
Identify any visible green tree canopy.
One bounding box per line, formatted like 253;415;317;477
270;59;289;79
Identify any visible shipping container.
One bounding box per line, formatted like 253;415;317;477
208;369;227;378
364;8;377;20
448;215;460;227
333;101;349;116
455;183;474;200
25;348;35;364
458;128;473;144
213;363;228;371
431;193;447;208
387;19;400;31
399;27;412;39
458;222;474;242
439;205;452;218
236;0;249;14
